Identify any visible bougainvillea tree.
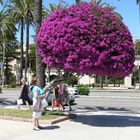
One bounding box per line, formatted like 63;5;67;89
37;3;135;77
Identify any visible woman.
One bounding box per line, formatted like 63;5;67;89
17;79;30;109
31;77;47;131
58;81;65;111
51;85;59;110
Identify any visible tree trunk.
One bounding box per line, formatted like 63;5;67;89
19;18;24;83
34;0;45;88
25;12;29;81
105;76;108;86
47;67;50;82
2;39;5;87
100;76;103;89
5;57;8;84
113;79;116;87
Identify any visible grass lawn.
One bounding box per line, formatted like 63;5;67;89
0;109;65;120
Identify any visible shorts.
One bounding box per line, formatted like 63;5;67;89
59;94;64;101
32;112;42;119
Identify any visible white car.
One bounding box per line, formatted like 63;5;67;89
46;88;75;105
67;87;78;95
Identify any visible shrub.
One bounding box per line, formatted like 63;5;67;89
77;85;89;95
92;83;100;87
7;83;16;88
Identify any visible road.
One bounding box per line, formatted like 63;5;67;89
1;89;140;110
68;91;140;114
0;89;20;105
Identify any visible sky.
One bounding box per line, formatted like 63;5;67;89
12;0;140;43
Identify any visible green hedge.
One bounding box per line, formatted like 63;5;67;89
7;83;16;88
77;85;89;95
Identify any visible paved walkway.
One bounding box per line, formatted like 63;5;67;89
1;108;140;140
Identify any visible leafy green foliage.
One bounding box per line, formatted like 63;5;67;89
135;40;140;55
77;85;89;95
29;44;36;73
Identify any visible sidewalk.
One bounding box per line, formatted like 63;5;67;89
1;109;140;140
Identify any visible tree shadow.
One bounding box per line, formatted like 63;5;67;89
70;106;140;127
77;106;140;115
86;106;129;111
0;98;16;105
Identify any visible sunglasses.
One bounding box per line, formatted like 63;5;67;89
35;79;40;82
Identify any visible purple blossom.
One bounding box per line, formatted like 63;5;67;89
37;3;135;77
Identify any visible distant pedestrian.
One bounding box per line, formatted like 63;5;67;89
63;84;72;111
58;81;65;111
51;85;60;110
17;79;30;109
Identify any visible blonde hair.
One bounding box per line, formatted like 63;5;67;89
21;78;26;84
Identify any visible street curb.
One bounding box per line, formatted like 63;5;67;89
0;115;32;122
0;114;69;125
49;115;69;125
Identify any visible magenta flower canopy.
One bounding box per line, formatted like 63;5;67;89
37;3;135;77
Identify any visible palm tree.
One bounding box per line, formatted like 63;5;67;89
4;40;18;84
91;0;106;6
45;2;68;17
135;40;140;55
24;0;34;80
92;0;123;20
8;0;35;82
136;0;140;3
0;10;17;86
136;0;140;16
8;0;26;82
0;0;3;4
34;0;45;88
76;0;81;3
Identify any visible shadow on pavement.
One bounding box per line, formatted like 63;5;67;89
41;125;60;130
85;106;129;111
0;98;16;105
71;106;140;127
84;106;140;115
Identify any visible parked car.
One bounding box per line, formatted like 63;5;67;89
46;88;75;105
67;87;78;95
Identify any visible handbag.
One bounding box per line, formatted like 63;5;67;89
17;99;23;105
32;99;44;112
41;98;48;108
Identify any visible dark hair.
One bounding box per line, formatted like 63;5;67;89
31;77;38;85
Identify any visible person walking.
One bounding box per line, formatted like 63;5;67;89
17;79;31;109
